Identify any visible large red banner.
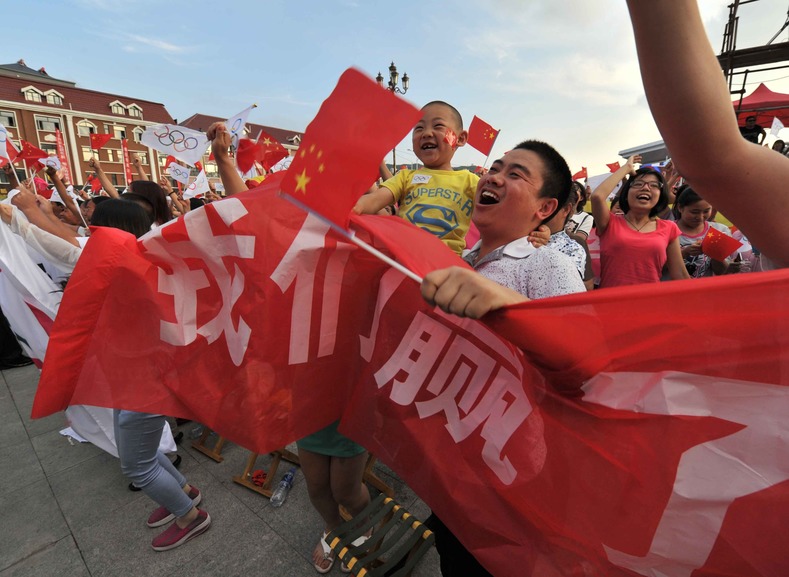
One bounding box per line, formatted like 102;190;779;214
32;184;789;576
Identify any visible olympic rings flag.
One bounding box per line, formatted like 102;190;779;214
183;169;209;199
225;104;256;151
167;162;191;185
141;123;208;167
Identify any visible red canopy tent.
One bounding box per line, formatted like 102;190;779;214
733;83;789;127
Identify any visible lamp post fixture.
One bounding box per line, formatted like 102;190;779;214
376;62;410;170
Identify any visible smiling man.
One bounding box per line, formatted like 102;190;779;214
422;140;586;320
419;140;586;575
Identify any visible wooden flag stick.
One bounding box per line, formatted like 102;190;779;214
279;192;423;284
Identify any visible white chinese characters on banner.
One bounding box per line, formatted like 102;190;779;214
141;199;255;366
184;170;209;199
140;124;208;167
225;104;256;151
167;163;190;185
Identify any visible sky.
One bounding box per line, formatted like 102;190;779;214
9;0;789;176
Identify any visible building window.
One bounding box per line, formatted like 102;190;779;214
45;93;63;105
41;143;57;155
112;126;126;139
110;102;126;115
36;116;61;132
81;146;93;161
128;105;142;118
0;110;16;128
24;89;43;102
132;127;144;143
137;153;148;165
77;121;96;137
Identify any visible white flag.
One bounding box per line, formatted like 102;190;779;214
225;104;256;150
39;156;61;170
167;163;191;185
0;124;10;161
771;116;784;136
184;170;209;199
140;124;208;167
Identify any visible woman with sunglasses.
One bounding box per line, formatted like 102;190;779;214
591;154;689;288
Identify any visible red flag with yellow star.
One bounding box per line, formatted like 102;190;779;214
701;226;743;262
281;67;421;227
467;115;500;156
257;130;289;171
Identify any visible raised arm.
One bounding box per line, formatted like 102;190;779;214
11;183;80;246
207;122;247;197
46;166;85;227
88;157;119;198
132;154;150;181
626;0;789;266
591;155;639;235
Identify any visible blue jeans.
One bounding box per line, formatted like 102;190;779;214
113;410;193;518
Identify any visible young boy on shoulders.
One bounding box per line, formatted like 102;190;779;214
354;101;478;255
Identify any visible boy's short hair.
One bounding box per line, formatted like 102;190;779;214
746;115;757;122
421;101;464;129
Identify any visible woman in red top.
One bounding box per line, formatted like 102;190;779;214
592;155;689;288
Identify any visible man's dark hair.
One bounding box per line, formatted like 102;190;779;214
511;140;572;226
746;115;757;122
421;101;463;129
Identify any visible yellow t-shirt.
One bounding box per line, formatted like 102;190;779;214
381;168;479;255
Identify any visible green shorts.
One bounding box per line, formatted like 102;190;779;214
296;420;366;458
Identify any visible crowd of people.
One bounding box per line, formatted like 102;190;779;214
1;0;788;575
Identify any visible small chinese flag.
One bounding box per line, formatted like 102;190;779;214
444;128;458;147
236;138;262;174
572;167;588;180
16;140;48;162
163;155;177;169
467;115;500;156
256;130;288;171
194;160;203;172
606;162;621;173
208;150;215;162
281;68;421;227
87;174;102;193
701;226;743;262
89;133;113;150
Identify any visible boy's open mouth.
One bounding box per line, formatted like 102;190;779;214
479;190;500;205
421;143;437;150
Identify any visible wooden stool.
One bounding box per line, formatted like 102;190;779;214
232;448;300;498
190;428;227;463
328;492;434;577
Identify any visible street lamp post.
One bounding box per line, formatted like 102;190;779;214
376;62;409;171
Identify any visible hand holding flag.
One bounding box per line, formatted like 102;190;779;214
225;105;256;151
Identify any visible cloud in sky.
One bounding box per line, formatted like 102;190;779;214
122;34;190;54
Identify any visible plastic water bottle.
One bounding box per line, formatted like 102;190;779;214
270;467;296;508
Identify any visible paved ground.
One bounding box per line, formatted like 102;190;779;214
0;364;440;577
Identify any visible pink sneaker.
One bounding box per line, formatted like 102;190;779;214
151;509;211;551
146;486;202;528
